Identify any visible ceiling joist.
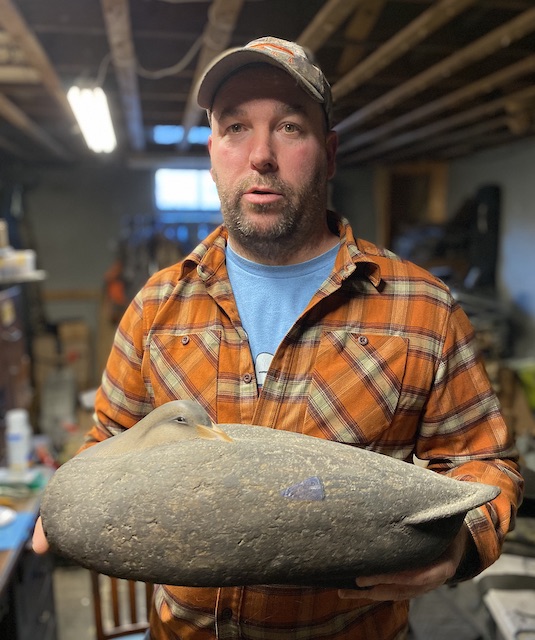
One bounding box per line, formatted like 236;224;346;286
0;1;533;166
332;0;478;102
339;53;535;155
297;0;365;53
336;0;386;76
342;84;535;165
0;65;40;83
335;5;535;137
0;92;71;159
0;0;75;122
179;0;245;149
100;0;145;151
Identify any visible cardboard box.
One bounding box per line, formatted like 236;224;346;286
32;333;61;394
58;320;92;391
58;319;90;344
32;320;93;393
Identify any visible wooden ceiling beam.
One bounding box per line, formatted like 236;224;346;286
436;127;535;161
505;95;535;115
505;111;532;135
341;84;535;165
100;0;145;151
336;0;386;76
0;93;71;159
0;65;40;83
297;0;364;52
332;0;477;102
386;116;510;163
335;5;535;136
339;53;535;155
179;0;245;150
0;0;75;123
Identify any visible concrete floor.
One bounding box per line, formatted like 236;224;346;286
409;582;495;640
53;562;150;640
54;564;95;640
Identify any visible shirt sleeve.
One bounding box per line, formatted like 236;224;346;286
416;300;524;574
81;289;154;450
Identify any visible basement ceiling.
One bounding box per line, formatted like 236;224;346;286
0;0;535;168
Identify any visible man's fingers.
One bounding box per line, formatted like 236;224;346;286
32;516;50;554
355;566;448;589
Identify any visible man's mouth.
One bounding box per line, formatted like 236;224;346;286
242;186;283;206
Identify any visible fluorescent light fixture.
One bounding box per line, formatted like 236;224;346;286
67;86;117;153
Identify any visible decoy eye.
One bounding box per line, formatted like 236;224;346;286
174;416;188;424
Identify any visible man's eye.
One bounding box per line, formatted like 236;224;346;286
282;123;299;133
229;123;243;133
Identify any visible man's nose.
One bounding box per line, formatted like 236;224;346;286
249;132;278;173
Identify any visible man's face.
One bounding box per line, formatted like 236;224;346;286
208;65;338;263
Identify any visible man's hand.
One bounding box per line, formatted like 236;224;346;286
338;524;470;601
32;516;50;554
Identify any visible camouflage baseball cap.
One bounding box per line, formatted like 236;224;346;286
196;36;333;127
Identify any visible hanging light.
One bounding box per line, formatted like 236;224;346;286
67;86;117;153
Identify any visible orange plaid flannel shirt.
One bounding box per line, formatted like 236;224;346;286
84;214;522;640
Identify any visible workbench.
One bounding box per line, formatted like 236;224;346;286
0;468;57;640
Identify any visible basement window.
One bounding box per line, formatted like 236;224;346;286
153;125;211;145
154;168;222;251
155;168;220;212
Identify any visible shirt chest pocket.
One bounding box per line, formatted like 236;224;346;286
305;331;409;445
148;329;221;408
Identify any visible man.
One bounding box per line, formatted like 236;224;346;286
34;37;523;639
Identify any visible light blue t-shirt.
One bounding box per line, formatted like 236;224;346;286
226;243;338;386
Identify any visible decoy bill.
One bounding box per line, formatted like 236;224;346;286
40;400;500;589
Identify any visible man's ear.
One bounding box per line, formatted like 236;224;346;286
326;130;338;180
207;135;215;181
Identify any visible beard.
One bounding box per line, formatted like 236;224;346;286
213;168;329;262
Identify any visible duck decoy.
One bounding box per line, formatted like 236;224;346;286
40;400;499;589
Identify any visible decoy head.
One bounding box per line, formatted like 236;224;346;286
78;400;232;460
158;400;233;442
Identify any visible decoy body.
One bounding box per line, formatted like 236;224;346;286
40;400;499;588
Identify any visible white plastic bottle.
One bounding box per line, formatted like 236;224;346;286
5;408;32;477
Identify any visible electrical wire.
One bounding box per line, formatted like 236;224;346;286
136;34;204;79
135;0;234;80
104;0;262;81
95;52;112;87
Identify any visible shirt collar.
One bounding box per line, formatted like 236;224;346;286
186;213;382;288
330;213;382;288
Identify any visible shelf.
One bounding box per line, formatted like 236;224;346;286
0;271;47;285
